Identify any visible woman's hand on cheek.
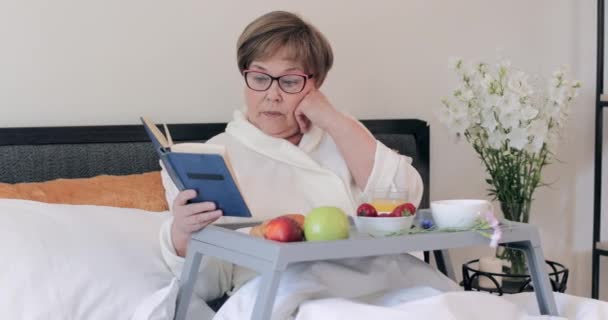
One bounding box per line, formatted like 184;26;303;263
294;89;339;132
295;111;311;134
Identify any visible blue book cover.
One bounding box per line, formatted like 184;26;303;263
141;117;252;218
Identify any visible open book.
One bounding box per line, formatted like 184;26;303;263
141;117;252;218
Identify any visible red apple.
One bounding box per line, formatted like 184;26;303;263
283;213;306;228
264;216;304;242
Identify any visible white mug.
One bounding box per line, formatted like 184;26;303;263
430;199;493;229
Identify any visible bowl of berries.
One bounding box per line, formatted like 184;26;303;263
354;190;417;237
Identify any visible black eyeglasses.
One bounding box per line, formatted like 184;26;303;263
243;70;314;94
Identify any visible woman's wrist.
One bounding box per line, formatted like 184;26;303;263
316;108;345;132
321;110;349;135
171;223;189;257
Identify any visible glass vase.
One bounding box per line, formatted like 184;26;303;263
497;200;531;276
497;246;527;275
499;200;531;225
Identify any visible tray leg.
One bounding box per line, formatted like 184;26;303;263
251;270;282;320
175;250;203;320
592;249;600;299
433;250;456;280
511;241;558;316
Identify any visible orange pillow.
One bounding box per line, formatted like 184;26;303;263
0;171;168;212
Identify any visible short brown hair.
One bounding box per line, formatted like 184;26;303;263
237;11;334;87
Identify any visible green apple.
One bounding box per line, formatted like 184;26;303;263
304;206;350;241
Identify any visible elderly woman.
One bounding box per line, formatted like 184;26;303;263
159;10;457;318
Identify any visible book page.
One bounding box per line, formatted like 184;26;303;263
170;143;226;155
141;117;171;149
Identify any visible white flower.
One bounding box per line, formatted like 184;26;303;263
497;59;511;70
450;103;468;119
487;130;506;149
469;106;482;124
568;80;581;99
546;103;564;127
506;126;529;150
524;120;547;153
508;71;534;96
497;96;522;129
440;57;580;160
552;66;568;80
468;125;483;137
450;116;470;136
481;74;494;89
462;89;475;101
482;94;501;111
448;56;463;70
476;63;489;74
552;70;564;79
526;136;545;153
549;86;568;106
521;105;539;121
490;228;503;248
502;93;520;110
481;109;498;132
499;111;521;130
551;66;570;88
463;61;477;79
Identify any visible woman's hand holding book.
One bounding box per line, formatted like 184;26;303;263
170;189;223;257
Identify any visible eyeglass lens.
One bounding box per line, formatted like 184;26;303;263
245;71;306;93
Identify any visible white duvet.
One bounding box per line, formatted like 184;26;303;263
214;256;608;320
141;253;608;320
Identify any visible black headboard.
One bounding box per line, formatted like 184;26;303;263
0;119;429;208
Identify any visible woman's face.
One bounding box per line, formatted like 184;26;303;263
243;52;316;139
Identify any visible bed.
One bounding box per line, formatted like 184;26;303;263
1;120;606;320
0;119;434;319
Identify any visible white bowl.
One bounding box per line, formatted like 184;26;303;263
430;199;492;229
354;215;414;237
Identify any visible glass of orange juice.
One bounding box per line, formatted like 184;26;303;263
367;188;409;214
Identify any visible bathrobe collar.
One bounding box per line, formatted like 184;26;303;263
225;110;327;172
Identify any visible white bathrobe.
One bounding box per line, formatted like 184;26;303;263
158;110;456;318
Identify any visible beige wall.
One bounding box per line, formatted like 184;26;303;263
0;0;603;298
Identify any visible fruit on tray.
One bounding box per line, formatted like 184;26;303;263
390;203;417;217
263;216;305;242
283;213;305;228
304;206;350;241
356;203;378;217
250;213;305;240
249;224;266;238
357;202;416;217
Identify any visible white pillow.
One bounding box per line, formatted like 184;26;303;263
0;199;174;320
